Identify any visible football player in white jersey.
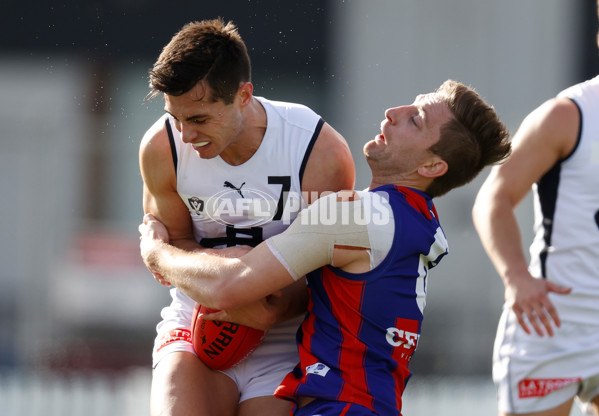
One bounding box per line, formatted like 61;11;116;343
473;3;599;415
139;19;355;416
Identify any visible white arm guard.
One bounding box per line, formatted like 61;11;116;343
266;192;371;280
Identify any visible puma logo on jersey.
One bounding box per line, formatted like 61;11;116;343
224;181;246;197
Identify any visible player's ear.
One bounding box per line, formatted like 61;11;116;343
418;157;447;178
238;82;253;107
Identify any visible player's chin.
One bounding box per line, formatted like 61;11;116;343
363;142;382;160
363;140;374;155
194;151;213;159
364;136;384;152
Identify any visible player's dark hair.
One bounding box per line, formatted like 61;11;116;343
426;80;511;197
147;18;251;104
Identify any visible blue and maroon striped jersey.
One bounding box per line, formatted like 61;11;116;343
275;184;448;415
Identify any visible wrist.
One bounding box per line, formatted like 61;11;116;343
501;266;532;286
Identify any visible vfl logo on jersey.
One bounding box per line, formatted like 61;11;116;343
306;362;330;377
188;197;204;215
518;377;581;398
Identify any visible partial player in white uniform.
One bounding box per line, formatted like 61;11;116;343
153;97;324;401
474;74;599;416
139;19;355;416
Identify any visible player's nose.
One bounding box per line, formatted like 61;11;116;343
180;124;198;143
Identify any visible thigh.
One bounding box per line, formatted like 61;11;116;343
578;374;599;415
591;396;599;416
151;351;239;416
237;396;292;416
225;319;300;403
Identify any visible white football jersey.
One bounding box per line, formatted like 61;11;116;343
528;75;599;324
164;96;323;355
167;96;321;245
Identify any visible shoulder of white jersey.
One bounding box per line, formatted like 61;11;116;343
142;113;170;141
557;75;599;101
254;96;320;126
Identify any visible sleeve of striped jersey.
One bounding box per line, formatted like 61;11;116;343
265;193;370;280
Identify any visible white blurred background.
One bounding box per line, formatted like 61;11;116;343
1;1;597;414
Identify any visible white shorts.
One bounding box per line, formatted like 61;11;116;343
153;288;302;403
493;307;599;414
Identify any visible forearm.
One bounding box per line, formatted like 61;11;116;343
473;192;530;286
170;237;203;252
170;237;243;257
146;239;236;308
142;235;295;311
474;185;572;336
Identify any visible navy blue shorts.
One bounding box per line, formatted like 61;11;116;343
294;399;379;416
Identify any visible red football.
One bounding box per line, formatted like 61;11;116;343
191;303;266;370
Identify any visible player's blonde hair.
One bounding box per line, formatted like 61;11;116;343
425;80;511;197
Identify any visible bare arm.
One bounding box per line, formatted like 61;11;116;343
140;117;197;248
140;221;298;311
139;220;368;311
139;118;248;285
472;97;577;336
139;191;371;327
239;121;356;324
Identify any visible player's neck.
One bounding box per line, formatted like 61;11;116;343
368;175;429;193
220;99;267;166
